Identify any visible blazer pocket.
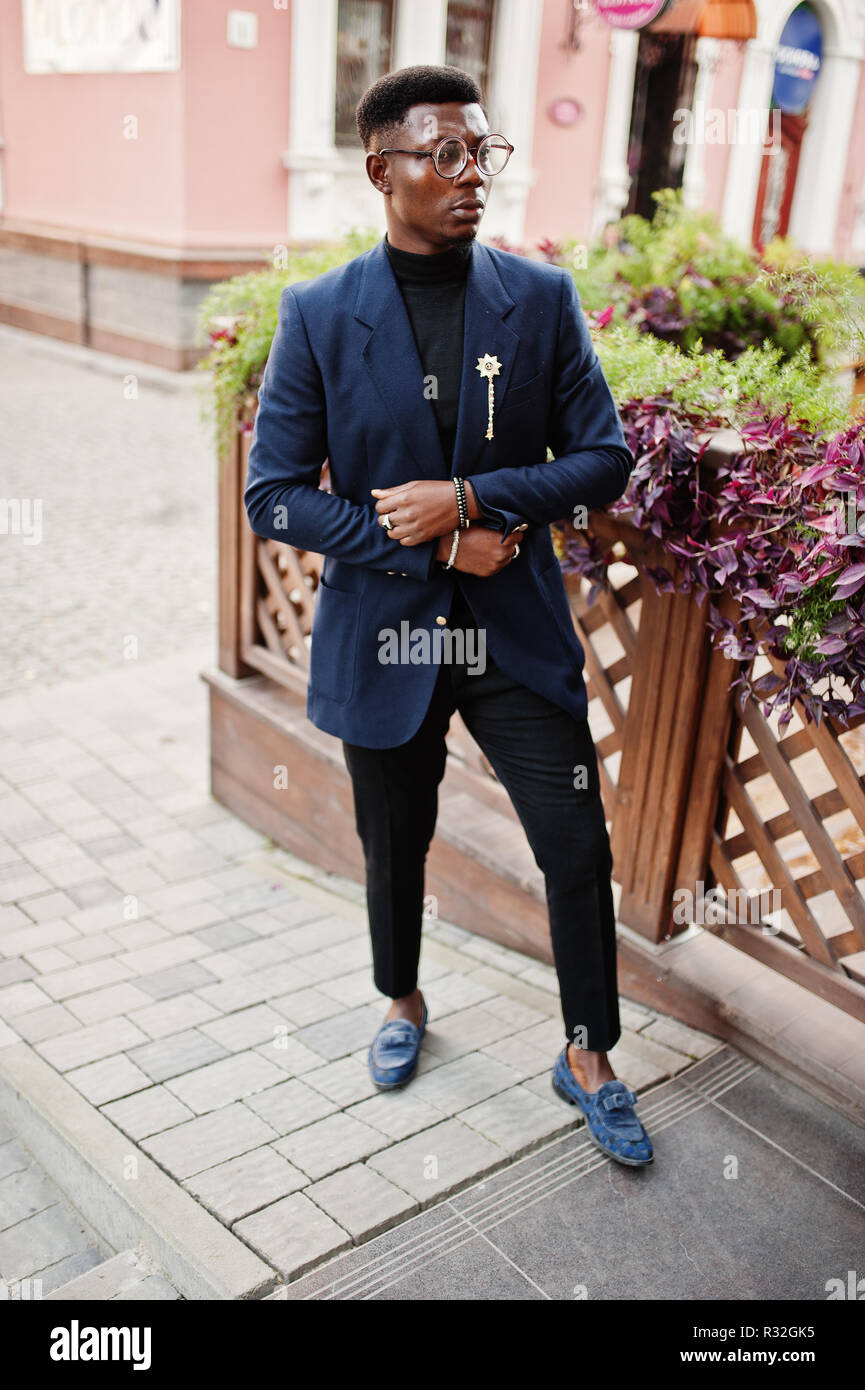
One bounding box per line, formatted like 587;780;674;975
497;371;546;416
310;575;361;705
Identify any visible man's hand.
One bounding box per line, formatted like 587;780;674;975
435;527;522;577
372;480;459;545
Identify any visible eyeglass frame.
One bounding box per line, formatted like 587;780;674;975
376;133;515;179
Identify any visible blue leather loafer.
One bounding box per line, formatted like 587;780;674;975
552;1046;653;1166
368;1000;428;1089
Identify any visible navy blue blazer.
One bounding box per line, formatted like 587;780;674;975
244;235;634;748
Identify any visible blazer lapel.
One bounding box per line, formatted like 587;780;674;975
354;236;519;485
451;240;519;481
355;238;447;481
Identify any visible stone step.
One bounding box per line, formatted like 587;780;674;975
43;1247;180;1301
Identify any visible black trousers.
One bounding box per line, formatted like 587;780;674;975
341;585;621;1052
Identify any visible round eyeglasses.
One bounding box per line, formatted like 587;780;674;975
377;133;514;179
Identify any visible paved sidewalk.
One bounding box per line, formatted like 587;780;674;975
0;642;728;1285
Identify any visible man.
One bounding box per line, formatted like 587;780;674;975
245;65;653;1166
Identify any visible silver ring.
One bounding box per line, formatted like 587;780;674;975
381;513;393;531
513;544;520;558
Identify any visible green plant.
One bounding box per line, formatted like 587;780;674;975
196;227;379;457
560;189;865;368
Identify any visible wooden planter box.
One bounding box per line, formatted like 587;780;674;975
203;411;865;1032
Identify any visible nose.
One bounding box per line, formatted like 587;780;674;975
453;154;484;190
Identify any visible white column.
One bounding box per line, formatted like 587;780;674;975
482;0;544;243
681;37;721;210
720;38;776;245
591;27;640;241
392;0;447;67
789;48;862;254
283;0;342;241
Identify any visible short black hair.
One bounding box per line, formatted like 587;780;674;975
355;64;485;152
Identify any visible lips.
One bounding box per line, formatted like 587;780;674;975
452;200;485;211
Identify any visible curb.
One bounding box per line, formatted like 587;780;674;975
0;1042;279;1301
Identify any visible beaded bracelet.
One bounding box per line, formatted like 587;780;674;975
444;527;461;570
453;476;469;530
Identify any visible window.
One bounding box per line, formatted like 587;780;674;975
335;0;394;146
445;1;494;92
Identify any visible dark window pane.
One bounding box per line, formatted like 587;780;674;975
445;0;494;92
335;0;394;146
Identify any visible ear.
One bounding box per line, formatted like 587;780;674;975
365;151;390;195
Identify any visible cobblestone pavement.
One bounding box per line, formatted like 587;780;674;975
2;330;861;1298
0;325;216;694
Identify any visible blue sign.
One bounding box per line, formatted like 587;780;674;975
773;4;822;114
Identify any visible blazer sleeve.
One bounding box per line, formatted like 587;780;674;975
244;286;437;581
467;270;634;541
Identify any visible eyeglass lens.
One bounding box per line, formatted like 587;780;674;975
435;136;511;177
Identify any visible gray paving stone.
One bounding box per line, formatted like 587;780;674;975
0;1203;96;1280
199;1004;288;1053
194;921;257;951
134;962;218;1000
66;1053;151;1105
38;958;134;1002
420;971;498;1016
126;992;220;1039
639;1016;721;1059
268;987;343;1027
245;1078;339;1135
305;1163;418;1241
274;1112;389;1180
184;1145;308;1224
102;1085;195;1140
0;1165;61;1229
479;1035;553;1080
422;1003;513;1062
65;982;153;1025
0;980;53;1016
127;1029;231;1084
32;1246;106;1295
302;1056;378;1108
140;1103;279;1180
253;1035;330;1077
194;962;316;1014
316;969;380;1008
410;1052;522;1116
0;1141;31;1181
233;1192;351;1280
0;958;36;986
36;1016;150;1071
457;1083;574;1153
291;1005;384;1062
366;1118;508;1204
11;1002;80;1044
115;934;209;977
113;1273;180;1299
164;1051;285;1114
347;1091;448;1142
0;919;78;955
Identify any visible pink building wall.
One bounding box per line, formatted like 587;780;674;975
181;0;291;246
702;39;747;220
525;6;614;248
0;0;291;247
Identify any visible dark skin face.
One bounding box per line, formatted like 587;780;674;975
365;101;490;254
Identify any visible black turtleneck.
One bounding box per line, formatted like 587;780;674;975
384;233;471;472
